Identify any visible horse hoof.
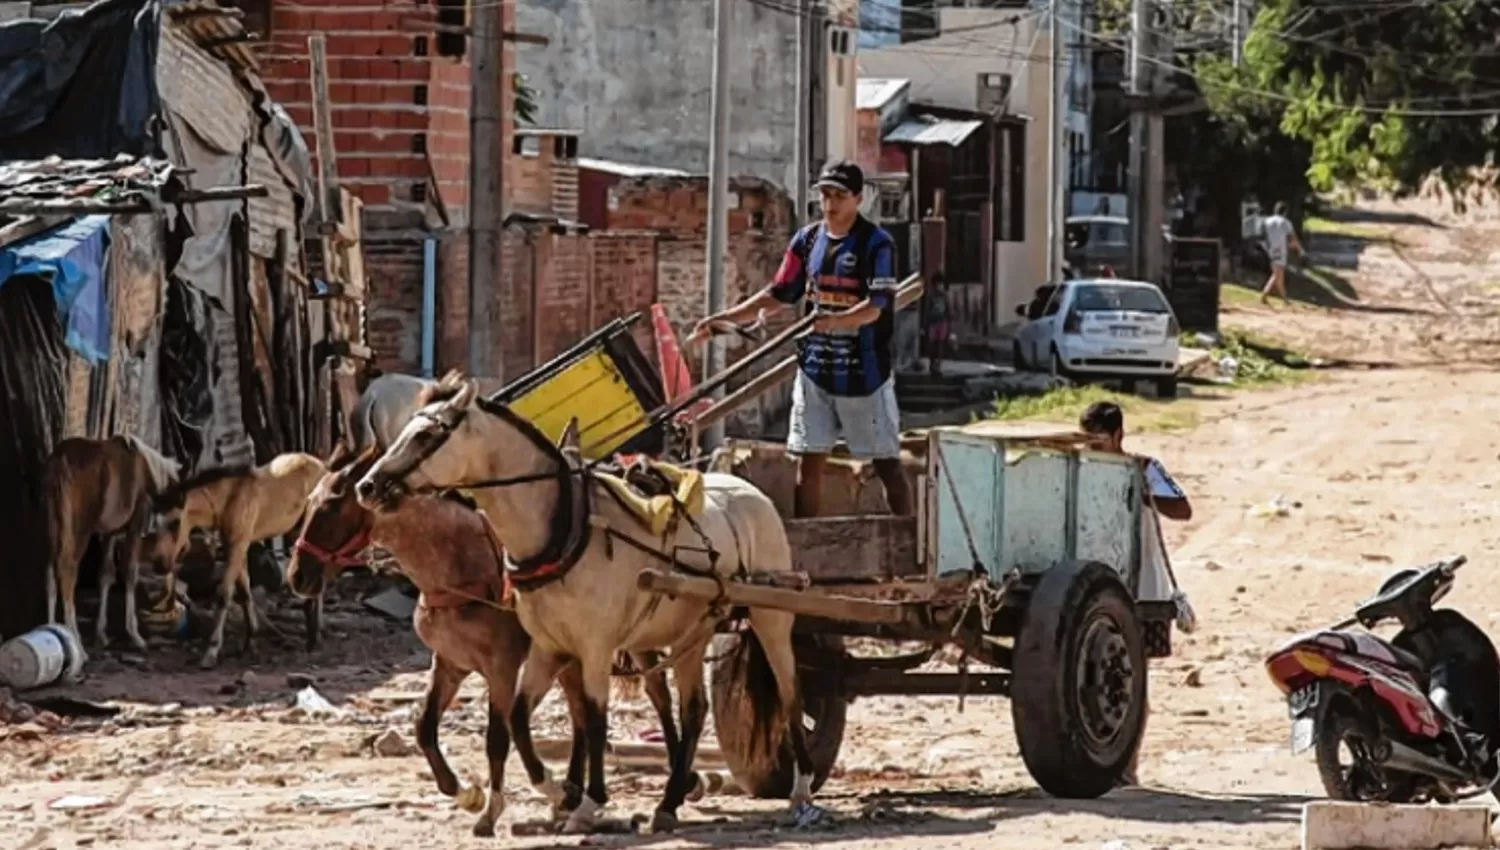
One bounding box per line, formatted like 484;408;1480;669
533;777;566;807
685;772;706;803
197;651;219;670
562;796;601;835
650;810;679;834
471;818;496;838
435;776;460;798
454;785;487;813
790;800;827;829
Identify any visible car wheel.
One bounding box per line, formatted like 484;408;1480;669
1156;376;1178;398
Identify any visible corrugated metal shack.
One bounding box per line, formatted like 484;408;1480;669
0;0;330;639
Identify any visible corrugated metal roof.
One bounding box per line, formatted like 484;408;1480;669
884;117;983;147
857;77;910;111
578;158;690;179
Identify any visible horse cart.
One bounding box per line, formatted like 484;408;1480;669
645;426;1177;800
615;275;1180;800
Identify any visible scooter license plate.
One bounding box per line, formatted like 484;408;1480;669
1291;716;1316;756
1288;684;1320;756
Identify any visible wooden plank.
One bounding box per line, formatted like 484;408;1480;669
0;214;64;249
690;275;925;430
786;515;920;582
637;569;911;626
307;33;340;227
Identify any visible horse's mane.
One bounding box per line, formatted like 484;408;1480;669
119;434;182;494
156;464;254;509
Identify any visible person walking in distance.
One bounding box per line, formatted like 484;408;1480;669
687;159;913;519
1079;401;1193;787
1260;201;1304;306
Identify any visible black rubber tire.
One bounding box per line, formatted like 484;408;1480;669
1156;376;1178;399
1012;341;1027;370
1315;707;1417;803
709;632;847;799
1011;560;1149;799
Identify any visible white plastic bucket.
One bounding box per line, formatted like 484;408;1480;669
0;625;84;689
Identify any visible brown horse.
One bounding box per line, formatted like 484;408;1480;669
141;451;327;669
45;434;182;667
286;445;703;835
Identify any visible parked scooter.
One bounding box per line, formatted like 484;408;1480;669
1264;555;1500;802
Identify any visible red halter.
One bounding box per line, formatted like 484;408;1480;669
293;521;374;570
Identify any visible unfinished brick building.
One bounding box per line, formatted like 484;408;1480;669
257;0;515;374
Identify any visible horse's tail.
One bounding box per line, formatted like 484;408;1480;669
724;627;785;768
123;434;182;494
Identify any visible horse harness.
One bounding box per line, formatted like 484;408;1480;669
378;396;742;666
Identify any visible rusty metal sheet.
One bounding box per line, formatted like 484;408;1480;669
156;27;250;155
247;143;298;260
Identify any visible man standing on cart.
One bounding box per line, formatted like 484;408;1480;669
687;159;913;519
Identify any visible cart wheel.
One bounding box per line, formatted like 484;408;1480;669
710;632;847;799
1011;560;1148;799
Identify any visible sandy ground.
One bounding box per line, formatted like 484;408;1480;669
8;198;1500;849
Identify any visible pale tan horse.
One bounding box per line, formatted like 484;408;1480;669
286;446;703;836
141;451;327;668
354;372;817;834
45;434;182;666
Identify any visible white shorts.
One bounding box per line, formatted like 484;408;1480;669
787;370;901;460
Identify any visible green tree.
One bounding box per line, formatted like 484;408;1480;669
1220;0;1500;196
513;73;540;127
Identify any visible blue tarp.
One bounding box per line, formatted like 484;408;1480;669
0;216;112;364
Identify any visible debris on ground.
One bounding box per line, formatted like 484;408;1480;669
292;686;339;716
371;727;415;757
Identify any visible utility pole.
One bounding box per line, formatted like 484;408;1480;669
1231;0;1242;66
1127;0;1164;283
1045;0;1063;281
467;0;503;380
703;0;732;450
793;0;810;224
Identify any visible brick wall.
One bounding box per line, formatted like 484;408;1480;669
262;0;517;373
362;236;426;373
606;176;794;238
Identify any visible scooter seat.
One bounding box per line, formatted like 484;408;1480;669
1388;644;1430;687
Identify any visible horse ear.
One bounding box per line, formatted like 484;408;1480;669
557;417;582;453
454;378;478;408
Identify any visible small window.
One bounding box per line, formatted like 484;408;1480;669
515;135;541;157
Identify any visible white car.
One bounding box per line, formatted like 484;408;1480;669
1011;278;1182;397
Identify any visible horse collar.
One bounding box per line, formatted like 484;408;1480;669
503;450;593;589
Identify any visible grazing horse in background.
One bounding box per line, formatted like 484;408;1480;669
140;451;327;668
45;435;182;665
354;372;817;834
287;446;704;836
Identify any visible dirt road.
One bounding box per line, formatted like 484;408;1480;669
6;200;1500;849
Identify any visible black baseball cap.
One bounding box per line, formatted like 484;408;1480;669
813;159;864;195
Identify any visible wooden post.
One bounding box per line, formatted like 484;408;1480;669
307;32;337;455
308;34;340;229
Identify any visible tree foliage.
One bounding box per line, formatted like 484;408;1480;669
513;73;540;127
1207;0;1500;195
